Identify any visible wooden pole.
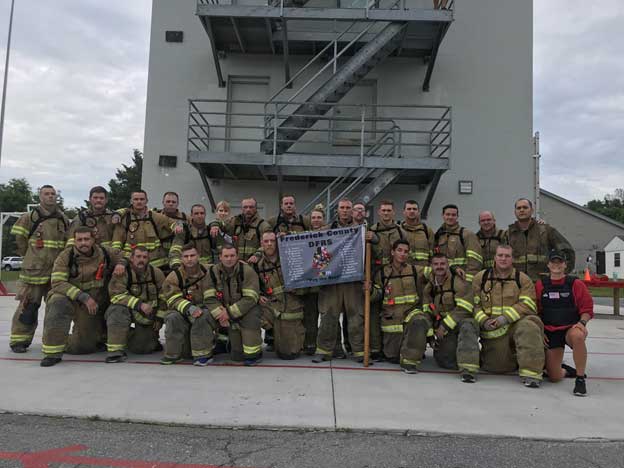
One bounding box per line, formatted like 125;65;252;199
363;242;372;367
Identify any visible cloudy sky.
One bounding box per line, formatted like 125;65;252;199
0;0;621;207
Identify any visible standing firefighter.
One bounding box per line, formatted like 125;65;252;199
400;200;434;270
268;195;310;235
368;200;407;360
434;204;483;282
210;197;271;261
170;203;214;268
506;197;575;282
111;190;177;270
423;253;480;382
105;246;167;363
161;244;213;366
154;191;189;273
67;186;116;249
256;231;306;359
367;239;426;373
476;210;505;269
472;244;545;387
205;244;263;365
313;199;365;363
40;227;124;367
9;185;69;353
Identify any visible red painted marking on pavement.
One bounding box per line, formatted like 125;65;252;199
0;445;254;468
1;356;623;380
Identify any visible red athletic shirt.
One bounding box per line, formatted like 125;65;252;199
535;277;594;331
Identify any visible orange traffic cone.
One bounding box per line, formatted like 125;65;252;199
584;268;591;281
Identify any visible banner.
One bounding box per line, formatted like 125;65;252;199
278;225;365;289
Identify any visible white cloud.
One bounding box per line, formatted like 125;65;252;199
0;0;151;207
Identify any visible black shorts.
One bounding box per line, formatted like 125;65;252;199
545;329;569;349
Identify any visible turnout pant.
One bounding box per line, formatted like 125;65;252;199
10;282;50;349
381;308;432;369
480;315;545;380
228;305;263;362
41;294;101;358
104;304;161;356
316;282;364;358
369;302;382;355
303;293;319;351
433;318;480;374
163;311;214;360
262;306;305;359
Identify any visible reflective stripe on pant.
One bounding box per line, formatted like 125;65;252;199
228;305;262;361
261;305;305;358
316;282;364;356
42;294;100;357
10;282;50;347
433;318;480;373
480;315;545;378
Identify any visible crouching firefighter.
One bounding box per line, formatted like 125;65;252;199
255;231;305;360
40;227;124;367
161;243;214;366
104;246;167;362
204;244;263;365
472;244;545;388
367;239;427;374
422;253;480;383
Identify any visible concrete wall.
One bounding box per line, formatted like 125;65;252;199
540;193;624;273
604;237;624;279
142;0;534;231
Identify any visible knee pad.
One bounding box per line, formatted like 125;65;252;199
19;302;40;326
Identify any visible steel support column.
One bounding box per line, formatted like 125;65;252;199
199;16;226;88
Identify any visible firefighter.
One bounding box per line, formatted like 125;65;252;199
210;197;271;261
161;243;213;365
476;210;505;269
472;244;544;387
256;231;306;359
434;204;483;282
302;205;326;355
67;186;116;249
422;253;480;382
104;246;167;362
154;191;189;273
111;190;178;270
366;239;427;373
400;199;434;270
204;244;263;365
368;200;408;361
369;200;407;267
268;194;310;235
9;185;69;353
170;203;214;268
313;199;365;363
40;227;124;367
505;198;575;282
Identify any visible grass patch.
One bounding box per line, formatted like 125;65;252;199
0;270;20;282
589;287;617;297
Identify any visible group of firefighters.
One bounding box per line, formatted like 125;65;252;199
8;184;592;396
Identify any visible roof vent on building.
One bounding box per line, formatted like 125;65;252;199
165;31;184;43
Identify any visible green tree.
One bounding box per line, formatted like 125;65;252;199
107;149;143;210
586;189;624;224
0;178;35;259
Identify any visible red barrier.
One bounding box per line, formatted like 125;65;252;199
0;281;15;296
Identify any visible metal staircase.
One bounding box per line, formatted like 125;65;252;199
191;0;454;217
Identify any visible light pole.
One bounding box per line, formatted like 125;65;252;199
0;0;16;168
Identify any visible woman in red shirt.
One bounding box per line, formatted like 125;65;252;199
536;250;593;396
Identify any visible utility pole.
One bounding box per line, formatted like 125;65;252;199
0;0;16;168
533;131;541;219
